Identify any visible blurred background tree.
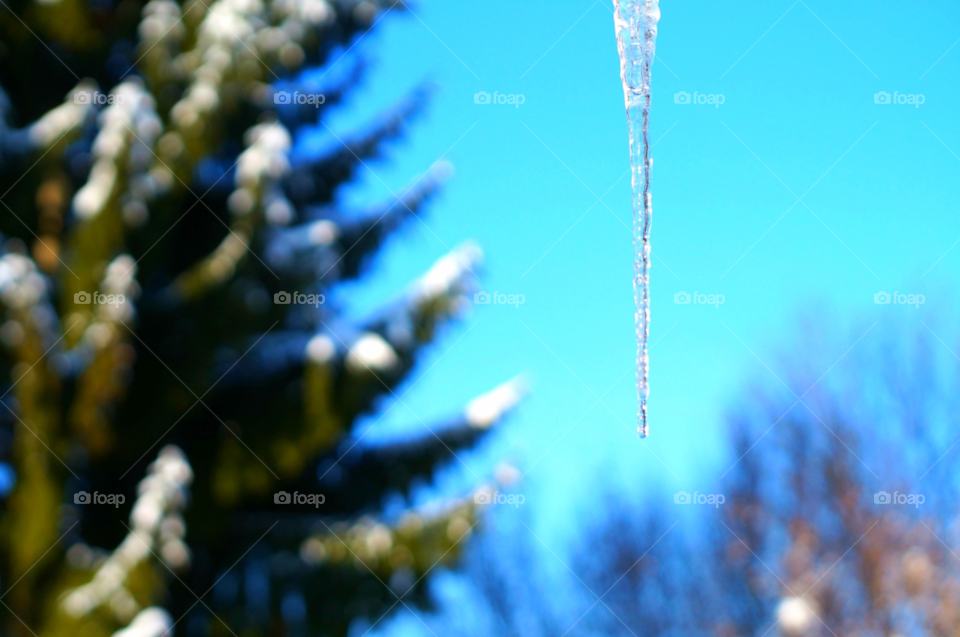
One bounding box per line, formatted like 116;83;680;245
421;316;960;637
0;0;526;635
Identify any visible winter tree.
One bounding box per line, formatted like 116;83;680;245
0;0;523;635
430;316;960;637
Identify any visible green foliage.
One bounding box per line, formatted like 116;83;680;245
0;0;523;634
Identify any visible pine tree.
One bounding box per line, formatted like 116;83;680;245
0;0;523;634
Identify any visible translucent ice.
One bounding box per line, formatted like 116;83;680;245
613;0;658;437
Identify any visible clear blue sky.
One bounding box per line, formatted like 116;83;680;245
298;0;960;625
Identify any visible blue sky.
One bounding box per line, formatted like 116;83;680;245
298;0;960;596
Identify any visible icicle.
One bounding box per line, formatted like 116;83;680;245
613;0;659;437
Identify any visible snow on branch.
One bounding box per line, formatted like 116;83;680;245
62;446;193;622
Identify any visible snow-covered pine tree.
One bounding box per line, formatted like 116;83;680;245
0;0;522;634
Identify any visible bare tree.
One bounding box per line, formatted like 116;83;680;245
423;314;960;637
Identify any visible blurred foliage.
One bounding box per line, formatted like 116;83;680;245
431;316;960;637
0;0;525;635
